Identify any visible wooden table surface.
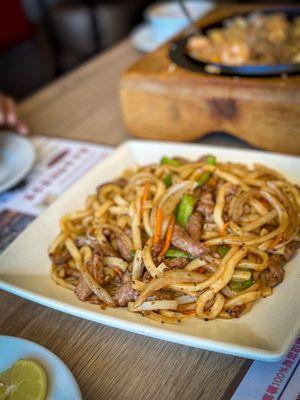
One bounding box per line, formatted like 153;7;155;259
1;39;253;400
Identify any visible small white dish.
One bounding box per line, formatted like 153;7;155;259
131;0;214;52
0;140;299;362
0;132;36;193
0;335;82;400
131;23;165;53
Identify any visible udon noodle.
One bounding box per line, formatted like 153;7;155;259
49;154;300;324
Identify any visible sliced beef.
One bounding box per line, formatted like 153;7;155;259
124;227;133;240
284;241;300;261
64;268;80;278
151;239;164;257
264;254;284;288
101;242;119;257
75;235;91;248
49;248;71;265
122;271;132;284
76;235;117;257
171;225;208;257
196;190;215;222
186;212;203;241
74;276;92;301
115;235;132;261
165;258;189;269
86;253;105;285
112;282;138;307
142;270;152;283
75;236;102;252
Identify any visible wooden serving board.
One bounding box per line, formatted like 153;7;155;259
120;4;300;155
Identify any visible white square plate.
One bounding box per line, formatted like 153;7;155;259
1;141;299;361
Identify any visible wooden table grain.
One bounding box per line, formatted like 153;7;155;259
1;39;253;400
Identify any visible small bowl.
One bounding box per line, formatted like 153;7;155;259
145;1;214;42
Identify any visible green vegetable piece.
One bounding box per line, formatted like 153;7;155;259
165;249;190;258
130;250;136;259
228;275;254;292
216;245;230;258
206;155;217;165
160;156;182;166
176;194;195;227
163;174;173;187
198;171;211;187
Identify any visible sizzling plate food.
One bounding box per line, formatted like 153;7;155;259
49;155;300;324
187;12;300;66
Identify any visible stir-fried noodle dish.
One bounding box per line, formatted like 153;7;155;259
49;154;300;324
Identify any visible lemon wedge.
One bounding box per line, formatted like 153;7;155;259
0;359;47;400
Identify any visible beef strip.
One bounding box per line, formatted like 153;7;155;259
101;242;119;257
76;234;117;257
75;235;97;248
124;227;133;240
186;211;203;241
264;241;300;287
115;235;132;262
86;253;105;285
142;270;152;283
112;282;138;306
284;241;300;261
151;239;164;257
264;254;285;287
165;258;189;269
196;190;215;222
49;248;71;265
171;225;208;257
74;276;92;301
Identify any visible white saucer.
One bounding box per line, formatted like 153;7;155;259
0;131;36;193
130;23;166;53
0;336;82;400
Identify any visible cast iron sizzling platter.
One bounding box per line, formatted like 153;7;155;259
169;7;300;77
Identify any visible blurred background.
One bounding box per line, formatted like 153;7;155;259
1;0;298;99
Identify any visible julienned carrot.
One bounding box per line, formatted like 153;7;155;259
159;215;175;257
269;234;283;249
114;267;123;276
261;198;270;209
220;222;229;237
153;208;163;245
141;181;150;214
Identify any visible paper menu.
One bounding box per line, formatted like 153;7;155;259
0;136;112;252
0;136;112;216
232;336;300;400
